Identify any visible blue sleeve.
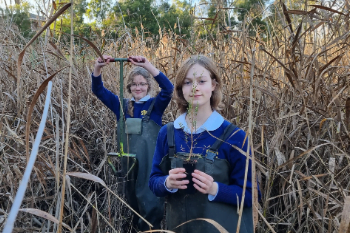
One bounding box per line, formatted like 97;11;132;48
214;129;256;207
149;125;171;197
152;72;174;115
91;74;121;120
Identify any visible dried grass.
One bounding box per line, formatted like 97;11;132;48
0;1;350;232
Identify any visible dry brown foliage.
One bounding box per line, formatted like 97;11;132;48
0;1;350;232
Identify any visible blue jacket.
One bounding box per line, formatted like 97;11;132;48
149;112;260;207
92;71;173;126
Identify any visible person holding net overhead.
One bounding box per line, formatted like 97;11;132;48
91;55;174;232
149;55;261;233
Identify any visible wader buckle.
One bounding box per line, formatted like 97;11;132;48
205;149;217;163
107;152;136;176
168;146;175;158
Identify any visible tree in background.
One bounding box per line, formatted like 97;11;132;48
104;0;193;38
0;0;270;41
0;1;34;39
112;0;159;35
188;0;268;37
52;0;93;38
233;0;267;36
86;0;112;24
158;0;192;37
195;0;235;38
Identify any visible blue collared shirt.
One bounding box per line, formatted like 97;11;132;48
174;111;224;134
130;94;151;103
165;110;223;200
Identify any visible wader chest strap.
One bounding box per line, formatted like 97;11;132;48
143;98;157;121
166;122;175;158
206;124;237;162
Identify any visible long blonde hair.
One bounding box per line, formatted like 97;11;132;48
175;55;223;114
125;67;153;117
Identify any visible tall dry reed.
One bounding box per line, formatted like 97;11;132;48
0;1;349;232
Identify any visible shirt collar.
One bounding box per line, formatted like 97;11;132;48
174;111;224;134
131;94;150;103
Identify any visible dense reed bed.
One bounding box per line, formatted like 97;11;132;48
0;1;350;232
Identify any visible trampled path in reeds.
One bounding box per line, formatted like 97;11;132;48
0;1;350;232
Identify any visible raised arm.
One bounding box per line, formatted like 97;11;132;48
91;55;121;119
128;55;160;77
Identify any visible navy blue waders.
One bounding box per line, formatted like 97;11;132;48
159;122;254;233
117;98;164;232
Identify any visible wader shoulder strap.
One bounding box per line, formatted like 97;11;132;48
206;124;237;162
166;122;175;157
211;123;237;150
143;98;157;121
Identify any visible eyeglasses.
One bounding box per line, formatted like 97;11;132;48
131;82;148;87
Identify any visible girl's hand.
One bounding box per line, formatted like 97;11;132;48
93;55;112;77
128;55;147;65
165;168;189;190
192;170;218;195
128;55;160;77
